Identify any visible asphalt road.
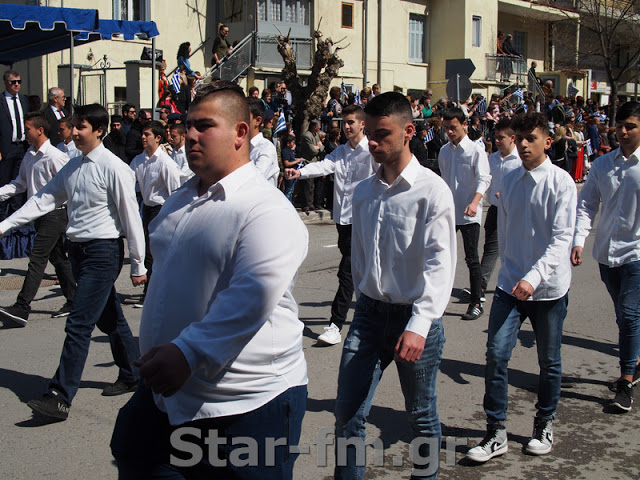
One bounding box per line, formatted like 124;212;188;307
0;212;638;479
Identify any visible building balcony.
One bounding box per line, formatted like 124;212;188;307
486;54;528;85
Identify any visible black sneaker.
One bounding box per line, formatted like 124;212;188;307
27;391;70;420
462;303;484;321
610;380;633;412
102;380;138;396
51;302;72;318
0;304;29;327
525;417;553;455
608;369;640;392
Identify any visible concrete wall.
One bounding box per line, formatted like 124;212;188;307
499;12;546;71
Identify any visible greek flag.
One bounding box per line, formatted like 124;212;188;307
569;84;579;97
171;73;181;94
424;127;434;143
585;139;593;156
341;78;348;102
512;88;523;101
577;112;583;122
477;97;487;114
355;87;361;105
274;112;286;134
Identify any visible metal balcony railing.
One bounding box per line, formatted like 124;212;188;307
205;32;254;83
486;54;527;85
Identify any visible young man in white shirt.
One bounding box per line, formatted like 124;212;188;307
479;118;521;296
0;112;75;325
56;117;81;160
466;112;576;463
0;104;147;420
438;107;491;320
247;97;279;186
334;92;456;479
129;120;182;308
285;104;377;345
572;101;640;412
168;122;193;182
111;81;309;479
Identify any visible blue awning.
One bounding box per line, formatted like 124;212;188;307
0;4;99;65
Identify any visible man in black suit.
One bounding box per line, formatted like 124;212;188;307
42;87;68;147
0;70;28;189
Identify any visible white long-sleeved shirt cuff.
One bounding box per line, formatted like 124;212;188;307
405;315;432;339
522;269;542;291
572;236;587;249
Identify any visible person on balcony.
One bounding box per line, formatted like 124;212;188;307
212;24;232;67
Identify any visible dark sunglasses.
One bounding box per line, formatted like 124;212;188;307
9;79;21;85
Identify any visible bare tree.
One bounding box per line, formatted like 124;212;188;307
276;23;345;136
557;0;640;123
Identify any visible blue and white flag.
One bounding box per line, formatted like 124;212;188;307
577;112;583;122
424;127;434;143
171;73;181;94
341;78;348;102
585;139;593;156
274;112;287;134
477;97;487;114
355;87;361;105
512;88;523;101
568;84;579;97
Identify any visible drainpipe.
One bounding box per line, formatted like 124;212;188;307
575;18;580;69
377;0;382;86
363;0;368;87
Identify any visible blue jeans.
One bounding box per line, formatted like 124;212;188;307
483;288;568;426
334;294;445;480
283;178;297;203
599;261;640;376
49;238;139;405
111;383;307;479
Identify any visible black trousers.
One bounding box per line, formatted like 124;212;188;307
330;223;353;330
457;223;482;305
142;204;162;296
480;205;499;291
16;208;76;310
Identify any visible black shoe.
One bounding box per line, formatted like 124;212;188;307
608;369;640;392
610;380;633;412
102;380;138;397
27;391;70;420
51;302;72;318
0;304;29;327
462;303;484;321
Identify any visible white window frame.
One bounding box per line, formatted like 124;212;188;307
472;16;482;47
113;0;149;21
408;13;426;63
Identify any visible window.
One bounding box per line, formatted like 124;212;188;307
513;31;527;57
113;0;148;21
257;0;310;25
472;16;482;47
342;3;354;28
408;14;425;63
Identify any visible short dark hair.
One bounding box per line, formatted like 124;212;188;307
24;112;49;135
511;112;550;136
169;123;186;135
246;96;266;120
494;118;514;136
615;101;640;123
285;134;296;146
142;120;166;140
342;104;365;121
58;116;74;129
248;86;259;97
3;70;20;82
364;92;412;124
73;104;109;138
191;80;250;127
442;107;467;124
122;103;134;116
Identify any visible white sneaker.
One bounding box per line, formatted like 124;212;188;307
466;427;508;463
525;418;553;455
317;323;342;345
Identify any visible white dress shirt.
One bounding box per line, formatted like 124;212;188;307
438;134;491;225
351;156;457;337
50;104;65;120
130;147;182;207
574;146;640;267
170;144;194;182
249;133;279;186
0;143;146;276
4;91;25;142
498;158;576;300
57;139;81;160
486;147;521;207
0;140;68;201
299;136;377;225
139;162;308;424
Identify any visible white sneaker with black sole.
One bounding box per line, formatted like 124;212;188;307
317;323;341;345
525;418;553;455
466;427;508;463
